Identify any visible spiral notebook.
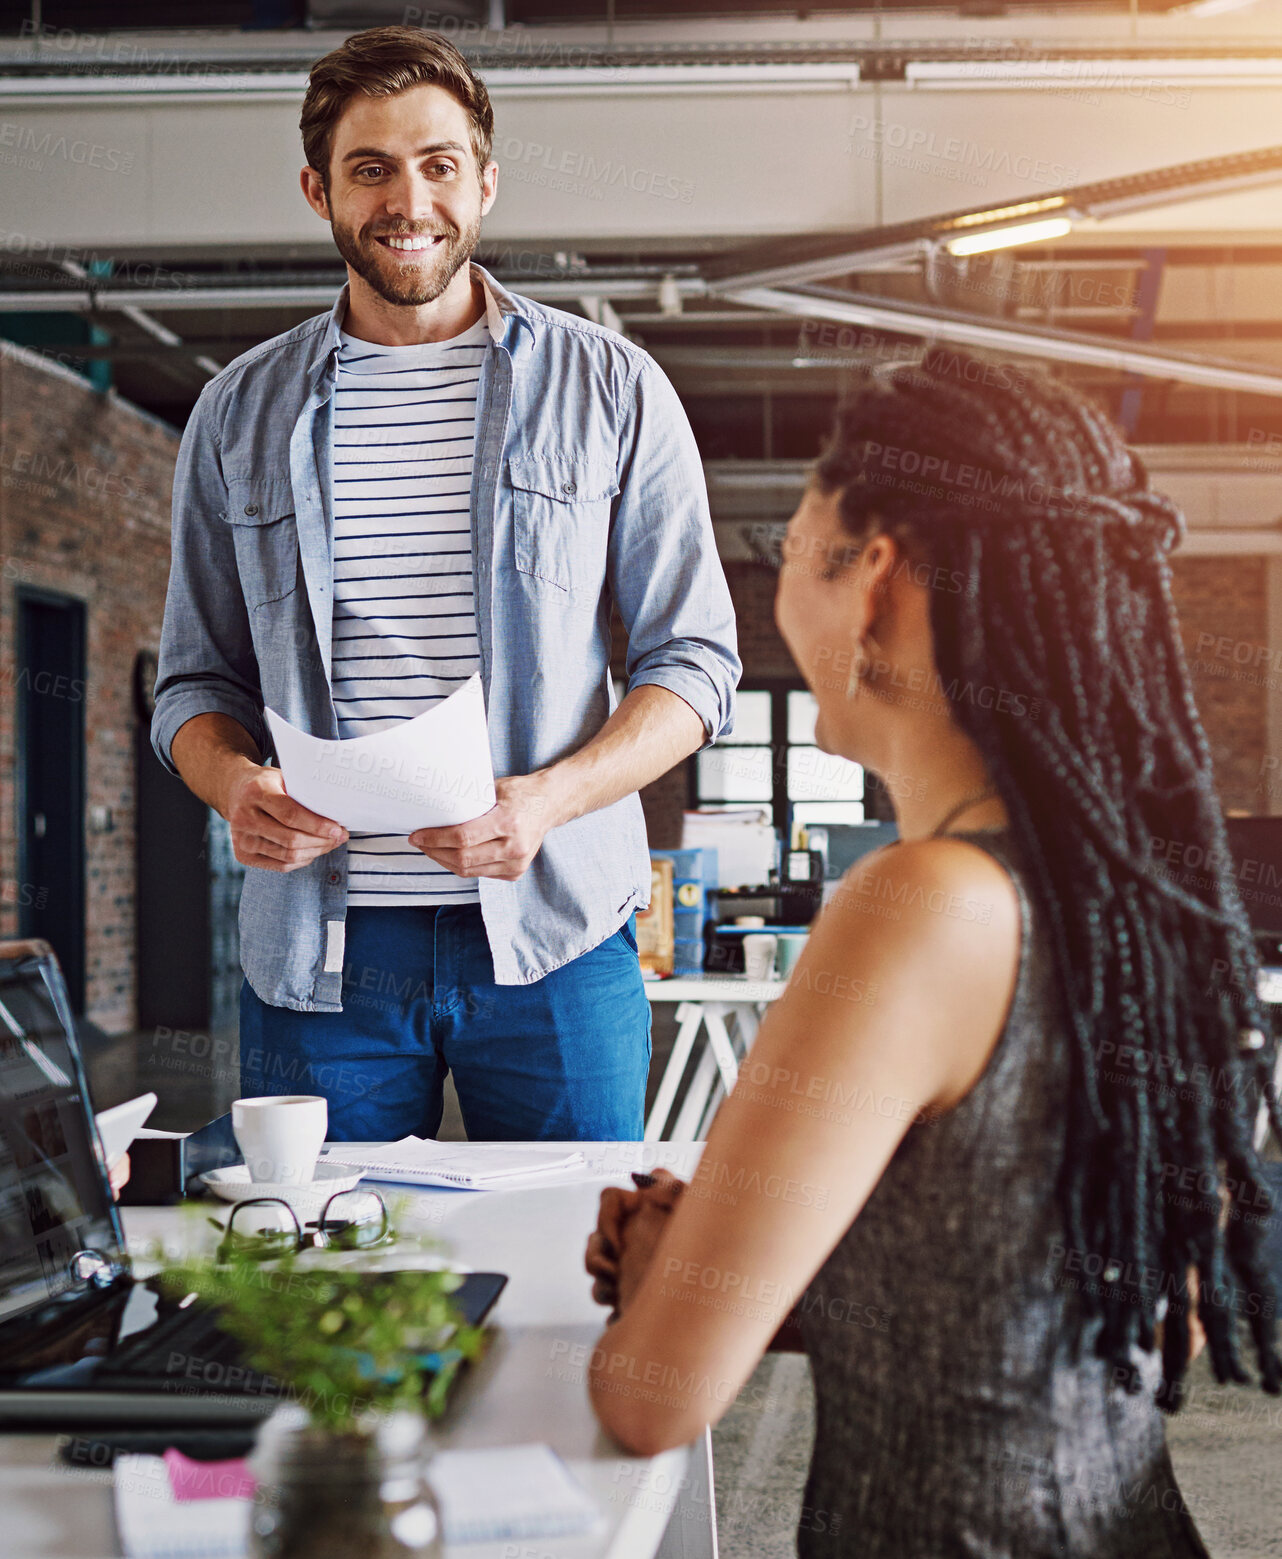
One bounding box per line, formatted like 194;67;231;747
325;1137;586;1190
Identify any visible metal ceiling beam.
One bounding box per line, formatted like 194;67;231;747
54;255;221;387
0;63;867;107
618;310;783;325
7;279;1280;397
704;144;1282;293
714;283;1282;397
2;36;1280;73
0;275;709;313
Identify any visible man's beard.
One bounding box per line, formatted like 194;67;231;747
330;204;482;307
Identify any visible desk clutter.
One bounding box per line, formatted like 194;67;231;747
113;1436;604;1557
0;937;709;1558
635;816;899;979
122;1110;587;1205
638;847;718;975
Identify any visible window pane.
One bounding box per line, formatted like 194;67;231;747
787;746;864;803
787;690;818;745
793;801;866;827
697;745;773;802
723;689;773;745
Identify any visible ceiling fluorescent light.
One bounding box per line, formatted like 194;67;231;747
945;217;1074;256
949;197;1069;230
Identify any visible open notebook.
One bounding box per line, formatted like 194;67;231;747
326;1138;586;1190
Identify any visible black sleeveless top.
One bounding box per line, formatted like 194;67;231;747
796;825;1211;1558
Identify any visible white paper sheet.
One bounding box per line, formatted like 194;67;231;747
114;1454;250;1559
428;1443;602;1544
263;673;496;834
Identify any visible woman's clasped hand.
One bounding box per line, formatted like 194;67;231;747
585;1170;686;1320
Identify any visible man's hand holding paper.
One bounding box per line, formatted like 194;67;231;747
226;763;349;874
409;770;558;882
263;673;497;839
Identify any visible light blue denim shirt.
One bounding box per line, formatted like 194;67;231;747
152;263;740;1010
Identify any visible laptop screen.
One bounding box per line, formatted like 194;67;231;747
0;945;122;1326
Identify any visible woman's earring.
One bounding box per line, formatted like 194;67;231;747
844;639;872;700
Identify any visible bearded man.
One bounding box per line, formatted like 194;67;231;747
152;26;739;1142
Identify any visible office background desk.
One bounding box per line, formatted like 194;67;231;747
645;973;787;1141
0;1140;714;1559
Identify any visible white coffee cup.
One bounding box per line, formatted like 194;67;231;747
742;933;778;982
231;1095;328;1188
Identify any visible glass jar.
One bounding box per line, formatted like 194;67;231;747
247;1404;443;1559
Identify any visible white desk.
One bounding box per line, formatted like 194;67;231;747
644;973;787;1141
0;1140;714;1559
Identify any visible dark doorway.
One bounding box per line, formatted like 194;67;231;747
17;591;87;1012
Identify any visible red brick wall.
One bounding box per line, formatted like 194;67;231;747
1174;556;1268;812
0;342;178;1032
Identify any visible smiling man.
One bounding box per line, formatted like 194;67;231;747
151;27;739;1142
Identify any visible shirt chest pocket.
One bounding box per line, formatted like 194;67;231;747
508;454;619;595
222;475;301;610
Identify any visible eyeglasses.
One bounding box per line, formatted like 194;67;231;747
215;1188;393;1263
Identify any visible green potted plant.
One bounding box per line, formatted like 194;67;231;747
151;1199;485;1558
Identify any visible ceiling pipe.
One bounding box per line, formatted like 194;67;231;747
715;283;1282;398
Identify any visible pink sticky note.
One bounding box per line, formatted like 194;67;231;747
163;1447;257;1502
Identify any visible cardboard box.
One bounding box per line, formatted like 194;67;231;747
636;857;674;976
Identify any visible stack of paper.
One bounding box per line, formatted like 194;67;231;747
327;1138;586;1190
429;1443;602;1544
682;807;779;889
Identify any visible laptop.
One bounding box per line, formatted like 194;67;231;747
0;939;506;1427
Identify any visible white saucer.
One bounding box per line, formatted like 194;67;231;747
200;1159;366;1216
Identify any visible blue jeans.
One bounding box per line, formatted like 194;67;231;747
238;904;652;1141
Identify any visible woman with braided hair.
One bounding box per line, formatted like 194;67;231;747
582;346;1280;1556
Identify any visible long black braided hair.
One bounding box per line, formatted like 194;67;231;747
811;345;1280;1409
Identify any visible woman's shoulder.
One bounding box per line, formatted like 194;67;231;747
830;827;1023;939
810;830;1025;1113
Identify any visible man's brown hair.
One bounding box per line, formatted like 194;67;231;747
300;25;494;193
